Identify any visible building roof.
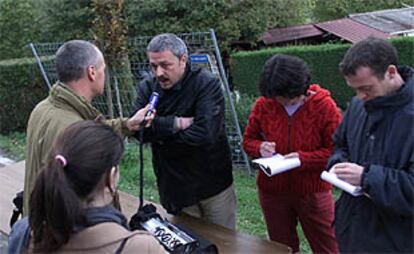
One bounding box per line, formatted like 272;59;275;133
350;7;414;35
315;18;393;43
260;7;411;46
261;24;324;45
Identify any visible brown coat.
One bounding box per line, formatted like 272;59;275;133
58;223;167;254
22;222;166;254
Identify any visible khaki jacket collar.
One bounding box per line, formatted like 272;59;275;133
49;82;103;121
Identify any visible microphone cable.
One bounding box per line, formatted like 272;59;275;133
138;128;145;210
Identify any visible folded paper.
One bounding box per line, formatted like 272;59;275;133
321;171;363;196
252;154;300;177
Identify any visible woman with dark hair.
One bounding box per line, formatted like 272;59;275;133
9;120;166;253
243;54;342;253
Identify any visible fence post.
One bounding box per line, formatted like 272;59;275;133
209;29;252;174
29;43;51;90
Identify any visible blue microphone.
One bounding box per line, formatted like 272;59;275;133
146;92;159;116
141;92;159;128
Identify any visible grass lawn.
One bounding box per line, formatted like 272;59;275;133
118;141;341;253
0;133;341;253
0;132;26;161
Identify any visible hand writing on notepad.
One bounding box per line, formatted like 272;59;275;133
260;141;276;157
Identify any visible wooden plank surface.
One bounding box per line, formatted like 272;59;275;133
1;161;291;253
119;192;291;253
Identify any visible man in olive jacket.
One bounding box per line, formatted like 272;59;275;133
132;33;236;229
24;40;152;215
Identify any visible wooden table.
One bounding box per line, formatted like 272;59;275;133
119;190;291;253
1;161;291;253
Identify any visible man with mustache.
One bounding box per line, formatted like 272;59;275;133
132;33;236;230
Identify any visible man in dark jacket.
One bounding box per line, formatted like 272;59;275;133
132;33;236;229
327;37;413;252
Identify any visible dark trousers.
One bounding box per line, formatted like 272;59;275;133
259;190;339;253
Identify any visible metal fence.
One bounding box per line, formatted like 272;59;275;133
30;29;251;173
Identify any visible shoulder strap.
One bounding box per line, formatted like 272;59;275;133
114;237;128;254
113;228;144;254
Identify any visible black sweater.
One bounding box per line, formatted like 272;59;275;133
133;66;233;214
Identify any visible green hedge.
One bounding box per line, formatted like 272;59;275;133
392;36;414;67
0;58;48;133
231;36;414;109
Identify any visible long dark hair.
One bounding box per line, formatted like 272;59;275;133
29;120;124;252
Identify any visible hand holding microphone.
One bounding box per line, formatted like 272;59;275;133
142;92;159;126
127;92;159;131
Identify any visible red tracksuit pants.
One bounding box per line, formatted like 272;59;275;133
259;190;339;253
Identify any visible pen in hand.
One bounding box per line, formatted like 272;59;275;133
259;132;276;157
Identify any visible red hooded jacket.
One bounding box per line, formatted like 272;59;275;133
243;85;342;194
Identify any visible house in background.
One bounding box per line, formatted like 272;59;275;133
260;6;413;47
350;7;414;37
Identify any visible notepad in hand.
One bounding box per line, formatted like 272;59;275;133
252;154;301;177
320;171;363;196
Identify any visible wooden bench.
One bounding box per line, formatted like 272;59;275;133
0;161;291;253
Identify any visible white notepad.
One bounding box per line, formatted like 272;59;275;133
320;171;363;196
252;154;301;177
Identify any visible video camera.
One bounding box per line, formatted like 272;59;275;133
129;204;200;253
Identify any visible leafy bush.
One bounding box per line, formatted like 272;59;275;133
123;0;312;51
0;0;38;59
33;0;94;43
0;58;48;133
392;36;414;65
233;92;257;133
231;36;414;109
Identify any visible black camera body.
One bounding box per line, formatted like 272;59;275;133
131;126;218;253
130;204;199;253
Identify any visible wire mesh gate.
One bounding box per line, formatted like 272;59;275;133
30;29;251;173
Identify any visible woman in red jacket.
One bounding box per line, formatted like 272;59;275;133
243;54;342;253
